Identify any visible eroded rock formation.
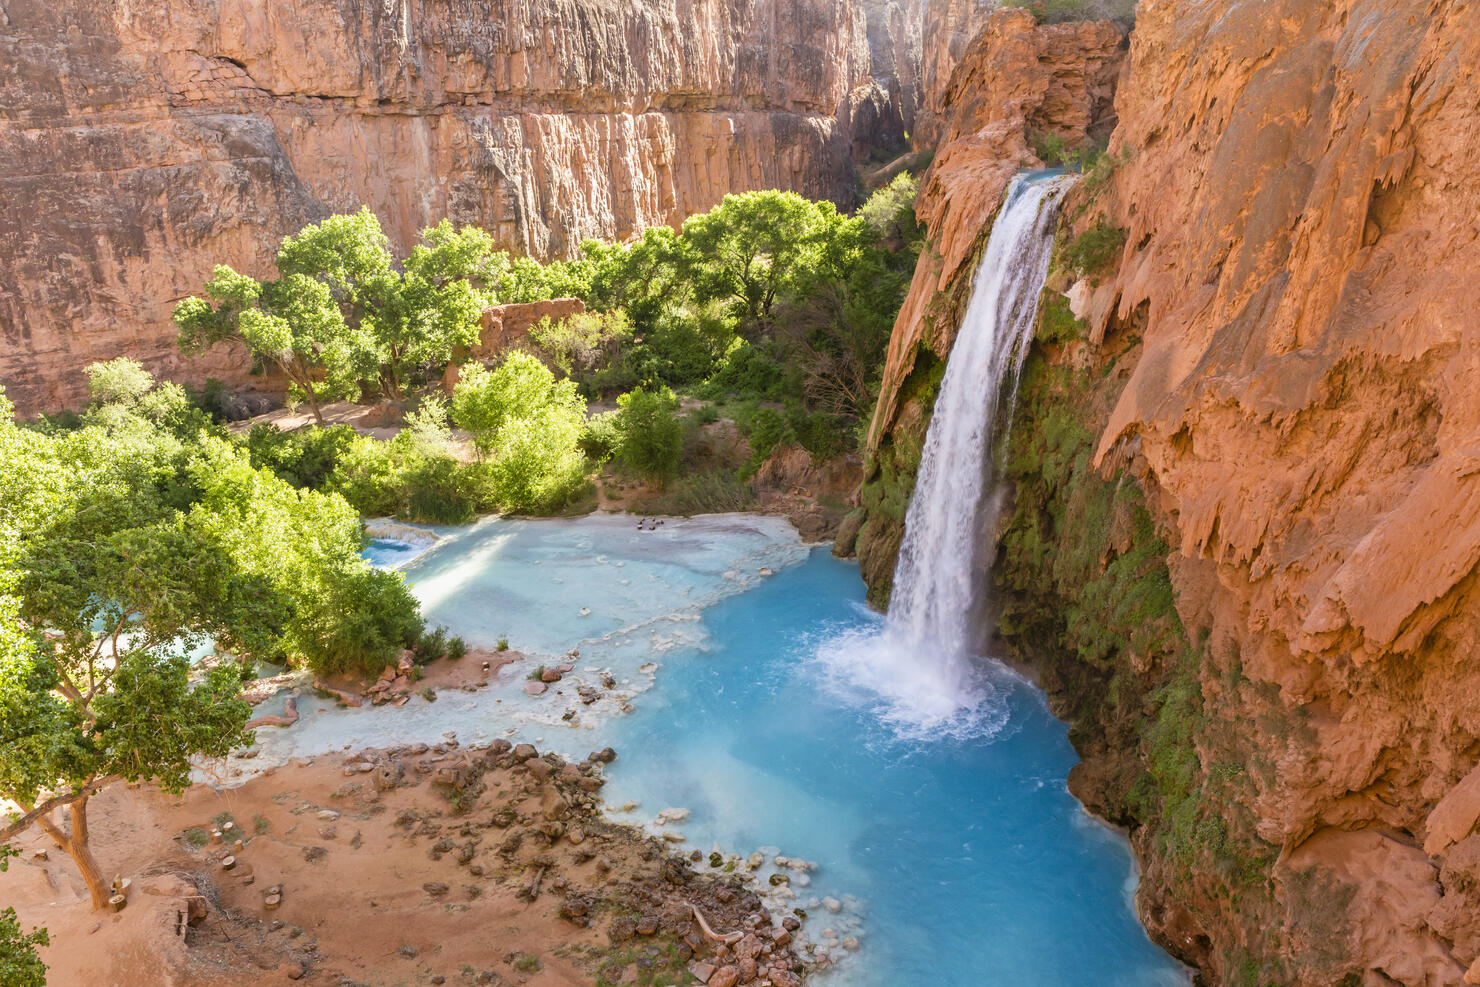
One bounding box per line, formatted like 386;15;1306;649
913;0;1000;149
859;1;1480;983
0;0;887;414
1075;2;1480;981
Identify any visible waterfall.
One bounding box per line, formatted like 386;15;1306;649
812;174;1068;741
889;175;1068;657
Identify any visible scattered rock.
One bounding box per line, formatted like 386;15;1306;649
523;681;547;696
423;882;450;897
708;965;740;987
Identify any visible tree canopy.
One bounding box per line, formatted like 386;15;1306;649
0;368;429;908
175;210;500;420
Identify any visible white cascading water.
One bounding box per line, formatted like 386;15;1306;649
813;174;1070;741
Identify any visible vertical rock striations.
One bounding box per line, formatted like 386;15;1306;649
1065;2;1480;981
913;0;1000;150
0;0;882;413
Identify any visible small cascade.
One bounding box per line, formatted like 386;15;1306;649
813;174;1070;740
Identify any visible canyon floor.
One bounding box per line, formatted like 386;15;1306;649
0;739;806;987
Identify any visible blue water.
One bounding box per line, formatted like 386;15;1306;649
600;550;1186;987
363;537;426;570
270;515;1185;985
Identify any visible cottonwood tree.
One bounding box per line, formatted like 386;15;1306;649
174;264;365;424
681;190;836;330
450;353;589;511
0;392;260;909
176;210;500;416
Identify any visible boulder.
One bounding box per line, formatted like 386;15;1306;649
708;966;740;987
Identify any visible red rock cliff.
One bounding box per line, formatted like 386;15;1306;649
0;0;880;414
859;2;1480;982
1079;2;1480;980
865;9;1125;454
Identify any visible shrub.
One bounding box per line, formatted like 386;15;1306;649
859;172;920;244
1062;220;1128;280
487;413;589;513
736;406;795;475
296;563;424;676
1005;0;1135;25
528;309;632;388
615;387;684;487
244;423;357;489
85;357;155;406
580;410;622;463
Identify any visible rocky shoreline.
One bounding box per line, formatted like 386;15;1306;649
3;737;824;986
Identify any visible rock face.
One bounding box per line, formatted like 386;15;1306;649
862;1;1480;982
868;10;1125;451
0;0;890;414
1074;2;1480;980
913;0;1000;149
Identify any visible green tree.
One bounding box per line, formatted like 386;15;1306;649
174;264;366;424
0;399;258;909
776;212;908;420
615;387;684;487
681;191;833;329
858;172;921;246
84;357;154;406
176;209;498;414
450;354;589;511
185;437;424;675
0;900;47;987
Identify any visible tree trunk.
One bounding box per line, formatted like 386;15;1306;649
34;796;110;909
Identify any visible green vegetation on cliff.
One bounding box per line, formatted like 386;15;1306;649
994;293;1308;983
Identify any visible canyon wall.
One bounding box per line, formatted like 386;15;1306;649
913;0;999;149
0;0;884;414
854;2;1480;983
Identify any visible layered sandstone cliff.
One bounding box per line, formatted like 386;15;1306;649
912;0;999;149
0;0;880;414
1076;1;1480;981
856;2;1480;983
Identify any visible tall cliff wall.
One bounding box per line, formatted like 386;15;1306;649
0;0;880;414
855;2;1480;983
913;0;999;149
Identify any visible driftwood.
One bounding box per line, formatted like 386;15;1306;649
689;903;744;945
521;864;549;902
